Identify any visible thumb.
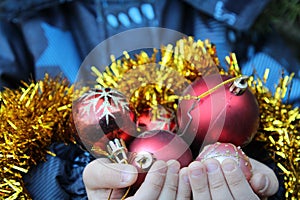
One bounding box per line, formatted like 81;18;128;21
83;158;138;190
249;158;279;197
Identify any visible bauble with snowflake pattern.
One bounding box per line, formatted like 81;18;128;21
72;88;137;154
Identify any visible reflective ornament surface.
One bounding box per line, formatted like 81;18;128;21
196;142;252;180
72;88;136;155
177;74;259;155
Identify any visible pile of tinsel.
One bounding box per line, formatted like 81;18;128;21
0;76;77;199
0;37;299;199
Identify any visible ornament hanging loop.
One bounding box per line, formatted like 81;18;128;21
107;138;128;164
229;75;249;95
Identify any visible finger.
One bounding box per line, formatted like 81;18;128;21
86;188;126;200
158;160;180;200
221;158;259;200
204;159;233;200
187;161;211;200
176;167;191;200
249;158;279;197
131;160;167;200
83;158;138;189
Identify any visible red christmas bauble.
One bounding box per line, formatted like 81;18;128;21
128;130;193;190
177;74;259;155
132;105;177;133
196;142;252;180
72;88;137;154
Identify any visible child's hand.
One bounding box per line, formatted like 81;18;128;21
249;158;279;198
83;157;278;199
185;158;279;199
83;158;187;200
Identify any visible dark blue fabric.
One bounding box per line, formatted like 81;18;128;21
23;143;93;200
184;0;271;31
1;0;298;199
36;22;81;83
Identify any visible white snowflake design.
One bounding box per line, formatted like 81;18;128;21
78;88;129;125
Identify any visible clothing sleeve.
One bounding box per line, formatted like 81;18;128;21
23;143;92;200
183;0;271;31
0;20;34;90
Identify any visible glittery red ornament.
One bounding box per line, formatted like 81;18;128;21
196;142;252;180
72;88;136;154
177;74;259;156
132;106;177;133
128;130;193;190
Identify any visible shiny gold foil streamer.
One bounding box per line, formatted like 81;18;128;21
0;74;76;199
160;37;220;82
93;37;220;88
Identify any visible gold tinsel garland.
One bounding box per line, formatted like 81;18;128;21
0;75;76;199
0;37;299;199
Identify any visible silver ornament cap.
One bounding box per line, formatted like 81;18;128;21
229;76;249;95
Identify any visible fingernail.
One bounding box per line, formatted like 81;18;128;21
206;163;218;173
183;174;190;184
121;172;133;183
168;161;180;174
222;161;237;172
258;175;268;193
154;161;167;174
181;168;190;184
191;166;204;177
